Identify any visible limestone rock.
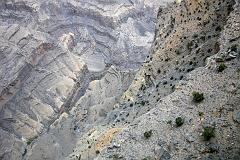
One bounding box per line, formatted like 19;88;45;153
1;0;240;160
94;0;240;159
0;0;170;159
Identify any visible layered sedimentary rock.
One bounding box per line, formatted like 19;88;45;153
24;66;135;160
0;0;170;71
0;24;87;159
0;0;171;159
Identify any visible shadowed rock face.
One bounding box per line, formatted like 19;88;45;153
0;0;174;159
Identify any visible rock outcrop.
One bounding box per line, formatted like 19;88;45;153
0;0;171;159
68;0;240;159
93;0;240;159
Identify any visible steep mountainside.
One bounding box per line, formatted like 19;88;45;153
96;1;240;159
0;0;240;160
68;0;240;159
0;0;171;159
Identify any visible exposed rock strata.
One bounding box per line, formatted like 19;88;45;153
0;0;169;159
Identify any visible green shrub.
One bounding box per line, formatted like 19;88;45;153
144;130;153;139
112;154;123;159
26;139;33;145
175;117;184;127
95;150;100;154
192;91;204;103
167;120;172;124
217;63;227;72
187;41;194;51
198;112;204;117
176;50;181;55
26;136;37;145
193;34;198;39
215;26;222;32
140;101;145;106
203;126;215;141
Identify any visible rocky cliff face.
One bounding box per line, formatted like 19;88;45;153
93;0;240;159
0;0;240;160
0;0;173;159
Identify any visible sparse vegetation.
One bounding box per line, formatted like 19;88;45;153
193;33;198;38
140;101;145;106
163;81;168;85
215;25;222;32
217;63;227;72
192;91;204;103
176;50;181;55
26;136;37;145
96;150;100;154
202;126;215;141
144;130;153;139
26;139;33;145
187;41;194;51
175;117;184;127
198;112;204;117
112;154;122;160
167;120;172;124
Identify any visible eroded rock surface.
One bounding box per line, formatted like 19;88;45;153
0;0;171;159
68;0;240;159
93;0;240;159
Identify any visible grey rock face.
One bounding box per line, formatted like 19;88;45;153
0;0;173;159
94;0;240;159
0;23;87;159
0;0;172;71
1;0;240;160
24;66;135;160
